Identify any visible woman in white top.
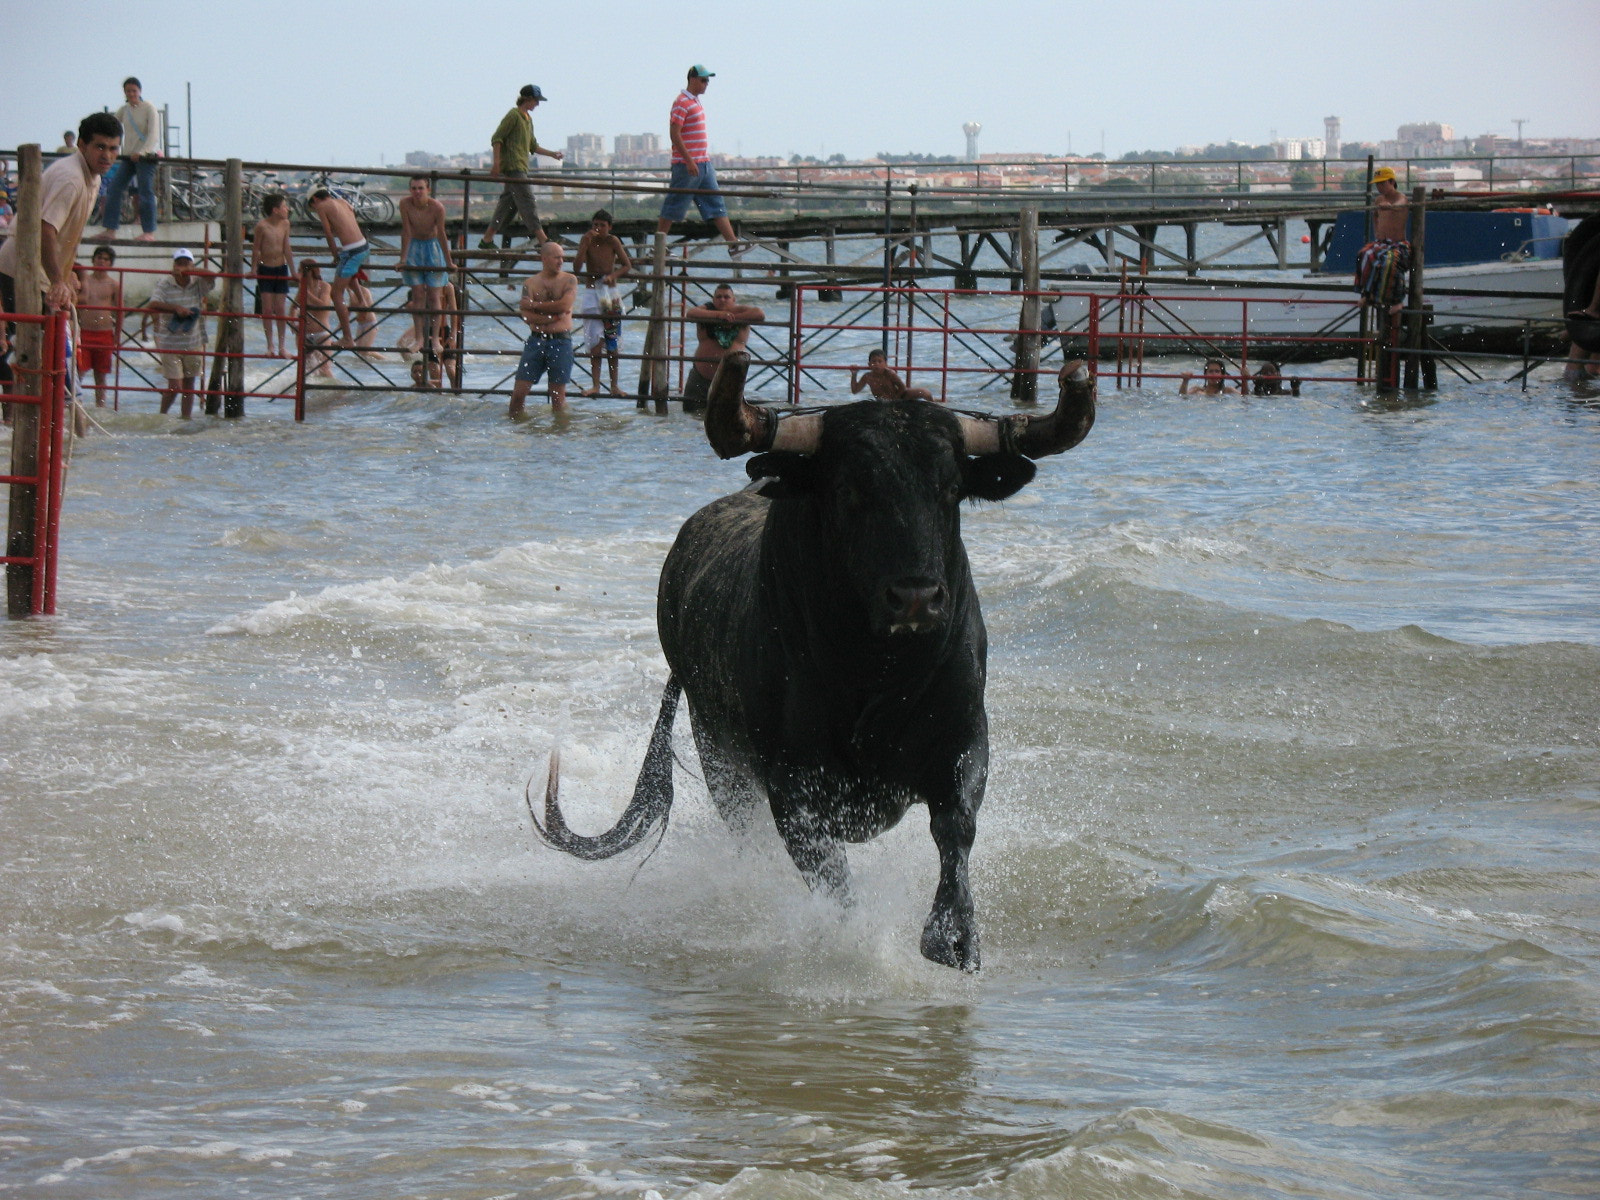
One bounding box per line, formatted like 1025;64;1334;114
92;77;161;241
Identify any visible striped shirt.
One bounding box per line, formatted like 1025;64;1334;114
668;90;708;164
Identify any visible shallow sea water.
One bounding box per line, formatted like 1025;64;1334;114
2;297;1598;1198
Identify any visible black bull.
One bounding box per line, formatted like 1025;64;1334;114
1566;215;1600;353
530;353;1095;970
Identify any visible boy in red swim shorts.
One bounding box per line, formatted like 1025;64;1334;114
73;244;122;406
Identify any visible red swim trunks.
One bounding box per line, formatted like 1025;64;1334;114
77;327;116;375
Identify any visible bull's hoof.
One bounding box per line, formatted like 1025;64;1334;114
921;909;980;972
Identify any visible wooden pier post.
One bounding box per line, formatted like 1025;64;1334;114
5;146;43;617
221;158;245;418
1402;186;1431;390
641;231;669;410
1011;206;1040;404
819;228;842;302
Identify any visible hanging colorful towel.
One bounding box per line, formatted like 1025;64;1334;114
1355;239;1412;308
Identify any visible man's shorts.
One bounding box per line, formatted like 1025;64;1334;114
515;331;574;387
159;350;203;380
659;161;729;223
401;238;450;289
77;327;116;374
581;285;622;352
256;264;291;295
334;241;371;280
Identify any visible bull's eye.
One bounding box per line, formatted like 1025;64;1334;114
946;483;962;504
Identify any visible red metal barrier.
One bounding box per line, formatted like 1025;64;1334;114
1;309;70;615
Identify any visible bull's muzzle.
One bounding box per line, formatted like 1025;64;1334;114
884;578;948;634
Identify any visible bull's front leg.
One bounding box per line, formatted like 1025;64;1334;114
921;748;986;972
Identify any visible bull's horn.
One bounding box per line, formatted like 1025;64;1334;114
704;350;823;458
955;360;1097;459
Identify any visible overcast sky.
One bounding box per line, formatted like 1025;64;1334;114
5;0;1597;165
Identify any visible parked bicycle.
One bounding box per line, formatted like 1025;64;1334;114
296;170;395;225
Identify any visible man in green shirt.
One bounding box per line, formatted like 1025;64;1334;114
480;84;564;257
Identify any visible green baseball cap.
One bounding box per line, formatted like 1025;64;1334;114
689;64;715;78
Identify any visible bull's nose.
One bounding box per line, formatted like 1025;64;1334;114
884;580;947;629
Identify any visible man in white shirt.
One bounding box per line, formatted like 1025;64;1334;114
145;248;216;418
0;113;122;393
92;77;162;242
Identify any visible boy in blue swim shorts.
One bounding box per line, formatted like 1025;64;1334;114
509;241;578;417
309;189;369;348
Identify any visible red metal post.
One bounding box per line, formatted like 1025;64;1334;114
939;290;951;404
294;291;308;422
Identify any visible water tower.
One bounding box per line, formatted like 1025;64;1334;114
1323;115;1341;159
963;121;981;161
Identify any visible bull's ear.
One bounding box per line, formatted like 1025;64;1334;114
961;453;1036;501
746;451;821;495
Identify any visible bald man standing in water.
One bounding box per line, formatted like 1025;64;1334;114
509;241;578;417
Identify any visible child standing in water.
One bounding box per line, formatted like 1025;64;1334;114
73;245;122;406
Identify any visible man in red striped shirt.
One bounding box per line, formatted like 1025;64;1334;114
656;65;747;256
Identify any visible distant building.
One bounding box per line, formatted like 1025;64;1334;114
962;122;981;161
1397;122;1454;145
1273;137;1326;161
566;133;606;168
1323;116;1341;159
613;132;666;167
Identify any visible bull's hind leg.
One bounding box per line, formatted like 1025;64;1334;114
690;728;761;833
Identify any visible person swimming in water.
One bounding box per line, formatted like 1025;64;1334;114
681;283;764;411
851;348;937;402
1251;361;1301;396
1180;358;1239;396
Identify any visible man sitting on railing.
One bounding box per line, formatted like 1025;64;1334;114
1354;166;1410;316
682;284;764;412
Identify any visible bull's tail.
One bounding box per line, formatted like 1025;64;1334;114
528;677;682;861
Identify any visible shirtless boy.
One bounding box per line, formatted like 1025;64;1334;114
293;260;335;379
1355;166;1411;315
682;284;764;411
509;241;577;416
399;176;455;384
851;348;936;402
307;189;369;348
73;246;122;405
574;209;632;397
251;193;295;358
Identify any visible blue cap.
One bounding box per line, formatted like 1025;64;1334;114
689;64;715;79
519;84;548;102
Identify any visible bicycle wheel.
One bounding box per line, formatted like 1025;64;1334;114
359;192;395;224
185;187;220;222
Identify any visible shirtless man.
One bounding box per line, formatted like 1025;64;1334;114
1355;166;1411;315
307;189;369;348
851;348;936;402
73;245;122;405
508;240;578;416
399;176;455;384
681;284;764;411
251;193;295;358
574;209;632;397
